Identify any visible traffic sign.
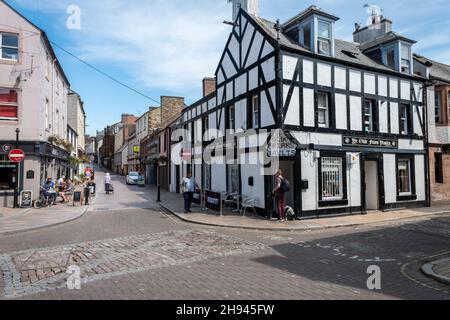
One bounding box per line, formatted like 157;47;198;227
8;149;25;163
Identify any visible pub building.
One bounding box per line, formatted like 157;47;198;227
172;1;428;218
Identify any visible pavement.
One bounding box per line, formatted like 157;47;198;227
0;193;91;236
154;186;450;232
422;255;450;285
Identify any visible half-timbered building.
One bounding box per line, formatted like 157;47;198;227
173;2;428;218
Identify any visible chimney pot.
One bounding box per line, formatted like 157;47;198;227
202;77;216;97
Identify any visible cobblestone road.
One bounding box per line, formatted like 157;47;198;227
0;170;449;300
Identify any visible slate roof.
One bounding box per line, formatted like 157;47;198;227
254;16;406;75
414;54;450;82
358;32;416;51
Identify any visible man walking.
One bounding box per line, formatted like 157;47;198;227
272;169;287;222
181;171;199;214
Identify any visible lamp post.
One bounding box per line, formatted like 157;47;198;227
13;128;20;209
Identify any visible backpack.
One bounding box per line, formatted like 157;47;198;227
280;177;291;193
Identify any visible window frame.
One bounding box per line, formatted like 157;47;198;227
0;32;19;62
435;152;444;184
0;88;19;121
252;95;260;129
318;152;348;208
396;155;417;201
317;19;332;56
400;43;411;74
317;91;331;128
399;103;412;135
435;90;442;124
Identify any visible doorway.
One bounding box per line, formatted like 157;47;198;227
279;160;295;210
364;160;379;210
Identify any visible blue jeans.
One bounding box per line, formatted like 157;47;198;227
184;192;193;212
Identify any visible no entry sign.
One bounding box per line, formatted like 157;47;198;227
8;149;25;163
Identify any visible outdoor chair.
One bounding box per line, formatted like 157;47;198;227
240;196;257;217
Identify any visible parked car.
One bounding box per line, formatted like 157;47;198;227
126;172;144;185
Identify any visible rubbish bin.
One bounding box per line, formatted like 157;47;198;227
84;187;90;205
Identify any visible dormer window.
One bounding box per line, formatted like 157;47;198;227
301;23;312;50
387;49;396;69
317;20;332;56
401;43;411;74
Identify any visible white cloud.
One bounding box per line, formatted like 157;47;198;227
67;0;231;91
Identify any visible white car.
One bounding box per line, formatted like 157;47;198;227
126;172;143;185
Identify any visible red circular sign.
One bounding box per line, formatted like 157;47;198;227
8;149;25;163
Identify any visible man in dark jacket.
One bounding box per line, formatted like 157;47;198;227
272;170;286;222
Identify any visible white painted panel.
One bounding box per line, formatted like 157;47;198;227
211;158;226;192
260;40;274;58
303;88;315;127
301;150;317;211
415;155;426;201
378;76;387;97
303;59;314;84
364;73;376;95
317;63;332;87
390;102;399;134
217;87;225;106
383;154;397;204
413;82;423;103
284;86;300;126
349;70;361;92
241;23;255;61
241;160;265;208
283;55;298;81
196;105;201;117
398;139;424;150
246;31;264;68
235;99;247;130
335;93;347;130
209;97;216;110
335;66;346;90
235;74;246;97
261;88;275;127
228;35;240;66
208;112;217;139
413;106;423;136
401;80;411;100
379;101;389;133
196;120;202;142
262;57;276;82
217;69;225;85
291;132;342;147
249;67;258;90
221;53;236;79
226;81;234;102
349;96;362;131
348;153;361;207
389;78;398;98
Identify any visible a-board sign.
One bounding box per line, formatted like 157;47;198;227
73;191;82;205
20;190;33;208
204;191;221;212
192;191;201;205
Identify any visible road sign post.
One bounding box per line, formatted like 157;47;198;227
9;147;25;209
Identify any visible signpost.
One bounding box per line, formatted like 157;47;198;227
204;191;223;216
9;145;24;209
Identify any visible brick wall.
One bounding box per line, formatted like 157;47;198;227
429;146;450;204
161;96;184;124
202;77;216;97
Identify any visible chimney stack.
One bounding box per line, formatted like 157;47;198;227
353;18;393;44
202;77;216;97
232;0;259;22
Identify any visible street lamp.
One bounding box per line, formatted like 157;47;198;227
13;128;20;208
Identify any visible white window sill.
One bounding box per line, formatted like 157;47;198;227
0;117;18;121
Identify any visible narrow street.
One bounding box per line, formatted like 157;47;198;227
0;169;449;300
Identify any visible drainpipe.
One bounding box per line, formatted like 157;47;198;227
423;80;434;208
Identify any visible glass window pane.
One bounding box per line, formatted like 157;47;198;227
401;44;411;60
2;34;18;47
0;89;17;103
2;47;18;60
318;21;330;39
398;160;411;194
322;157;343;200
0;105;18;118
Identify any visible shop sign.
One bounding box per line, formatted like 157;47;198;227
2;144;12;153
343;136;398;149
20;190;33;208
205;190;222;212
192;191;201;205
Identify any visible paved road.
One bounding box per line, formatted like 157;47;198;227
0;169;449;300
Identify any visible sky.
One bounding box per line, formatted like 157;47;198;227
5;0;450;136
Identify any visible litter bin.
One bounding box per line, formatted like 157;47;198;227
84;187;90;205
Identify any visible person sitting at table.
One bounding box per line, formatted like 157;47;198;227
59;179;74;203
42;178;57;204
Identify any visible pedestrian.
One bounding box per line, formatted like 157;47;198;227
181;171;199;214
272;169;287;222
104;173;112;194
58;179;74;203
57;175;66;185
42;178;57;204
